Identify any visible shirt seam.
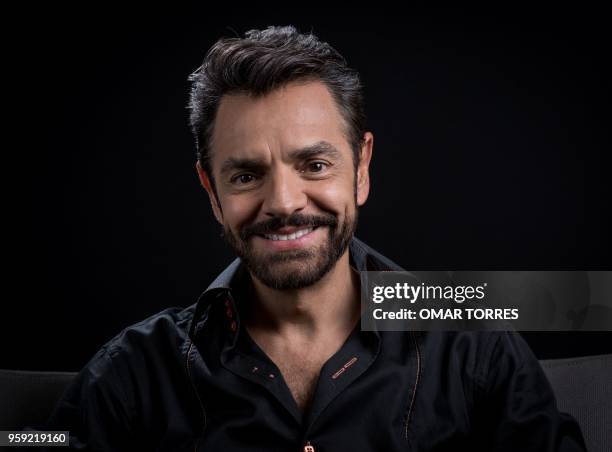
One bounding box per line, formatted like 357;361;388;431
475;332;504;394
104;345;137;430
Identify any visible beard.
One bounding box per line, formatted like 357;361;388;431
222;209;358;290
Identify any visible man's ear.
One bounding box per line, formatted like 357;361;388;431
356;132;373;207
196;161;223;224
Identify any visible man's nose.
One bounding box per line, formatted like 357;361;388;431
262;168;307;217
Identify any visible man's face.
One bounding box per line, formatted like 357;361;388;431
197;80;372;290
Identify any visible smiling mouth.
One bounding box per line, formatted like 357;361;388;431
259;226;318;241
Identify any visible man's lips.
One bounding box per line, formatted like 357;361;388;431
239;213;337;242
264;226;311;235
252;226;323;251
258;226;318;240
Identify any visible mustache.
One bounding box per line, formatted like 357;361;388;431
239;213;338;241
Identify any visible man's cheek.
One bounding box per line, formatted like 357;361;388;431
225;213;255;239
308;197;347;221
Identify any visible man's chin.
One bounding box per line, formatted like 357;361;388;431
255;248;315;263
245;251;332;290
251;266;327;290
248;249;320;272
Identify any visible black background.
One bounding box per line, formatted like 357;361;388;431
3;6;611;371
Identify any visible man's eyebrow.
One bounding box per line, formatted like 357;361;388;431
219;157;268;177
218;141;342;176
288;141;342;161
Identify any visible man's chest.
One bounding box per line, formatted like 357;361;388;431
246;328;351;412
273;353;326;411
187;334;430;452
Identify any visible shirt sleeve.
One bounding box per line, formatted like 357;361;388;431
473;332;587;452
40;345;136;451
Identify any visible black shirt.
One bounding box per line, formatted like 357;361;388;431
44;237;586;451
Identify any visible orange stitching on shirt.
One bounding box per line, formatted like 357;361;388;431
186;339;207;450
405;332;421;440
331;356;358;380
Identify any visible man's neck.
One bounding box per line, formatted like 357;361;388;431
244;251;361;340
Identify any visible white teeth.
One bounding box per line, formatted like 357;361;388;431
264;227;313;241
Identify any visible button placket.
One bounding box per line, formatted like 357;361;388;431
218;293;303;426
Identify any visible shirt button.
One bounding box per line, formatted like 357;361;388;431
268;373;275;379
304;441;315;452
251;366;258;373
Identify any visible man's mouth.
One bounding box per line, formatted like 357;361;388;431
260;226;317;241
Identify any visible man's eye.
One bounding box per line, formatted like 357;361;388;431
305;161;329;173
232;174;256;185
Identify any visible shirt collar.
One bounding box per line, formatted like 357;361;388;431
188;236;405;340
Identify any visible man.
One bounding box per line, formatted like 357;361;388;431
44;25;586;451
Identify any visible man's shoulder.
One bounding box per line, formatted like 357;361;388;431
110;304;196;346
417;330;540;387
45;305;202;438
93;304;197;370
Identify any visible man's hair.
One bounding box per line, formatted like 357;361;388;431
187;25;367;190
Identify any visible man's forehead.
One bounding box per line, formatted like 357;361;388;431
209;80;350;165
